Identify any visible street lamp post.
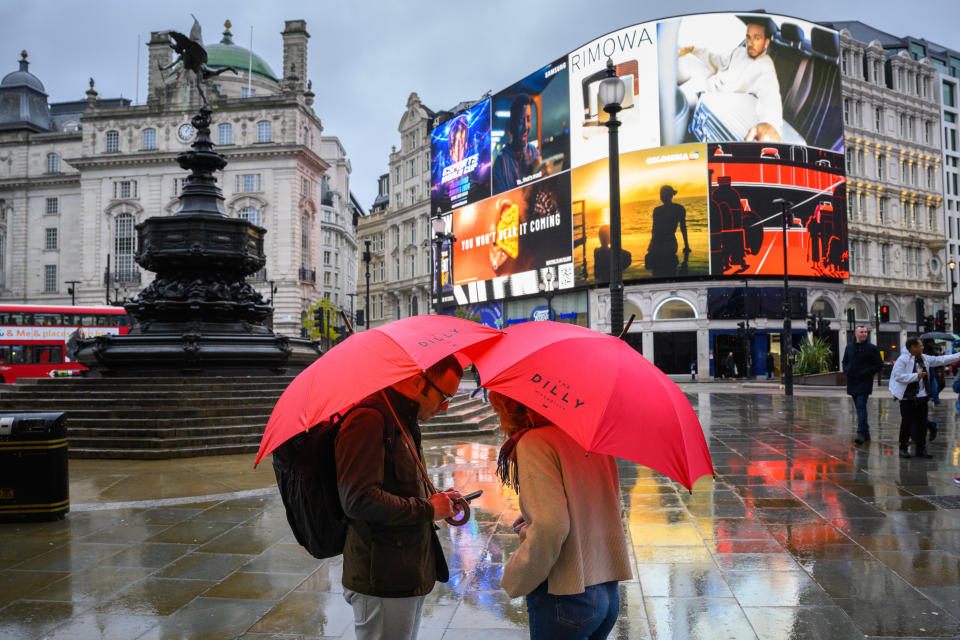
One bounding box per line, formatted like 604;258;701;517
539;269;556;320
432;217;445;315
949;258;956;332
599;58;627;336
362;239;372;330
773;198;794;396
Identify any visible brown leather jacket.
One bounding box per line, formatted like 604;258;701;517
334;387;449;597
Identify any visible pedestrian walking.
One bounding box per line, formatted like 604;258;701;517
334;355;465;640
841;326;883;444
765;351;775;379
724;351;736;379
889;337;960;459
468;365;487;403
490;391;632;640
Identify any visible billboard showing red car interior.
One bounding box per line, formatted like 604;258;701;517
431;12;847;304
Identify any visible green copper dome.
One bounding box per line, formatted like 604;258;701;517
205;24;278;82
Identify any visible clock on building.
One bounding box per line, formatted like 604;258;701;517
177;123;195;142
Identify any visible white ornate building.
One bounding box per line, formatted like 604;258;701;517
356;92;434;328
0;19;361;338
826;22;950;360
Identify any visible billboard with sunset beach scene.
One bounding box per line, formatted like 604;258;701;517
431;12;847;304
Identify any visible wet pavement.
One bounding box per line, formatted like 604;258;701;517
1;387;959;639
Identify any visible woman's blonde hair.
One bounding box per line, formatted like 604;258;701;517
489;391;552;436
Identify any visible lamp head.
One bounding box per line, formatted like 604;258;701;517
598;58;626;114
949;258;956;271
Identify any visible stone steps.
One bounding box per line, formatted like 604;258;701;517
0;376;499;458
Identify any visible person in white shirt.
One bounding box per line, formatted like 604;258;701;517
889;337;960;458
678;20;783;141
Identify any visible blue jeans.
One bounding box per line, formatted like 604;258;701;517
852;395;869;436
526;580;619;640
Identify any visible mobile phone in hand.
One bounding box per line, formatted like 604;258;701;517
462;489;483;502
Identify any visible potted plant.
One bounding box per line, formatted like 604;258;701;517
794;336;841;385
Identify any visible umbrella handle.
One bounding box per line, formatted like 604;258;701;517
445;498;471;527
617;314;636;339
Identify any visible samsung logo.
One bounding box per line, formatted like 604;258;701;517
646;151;700;164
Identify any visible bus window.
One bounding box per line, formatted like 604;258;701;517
117;314;129;327
81;315;95;326
37;313;62;326
29;346;63;364
0;346;9;363
9;345;25;364
96;315;109;326
8;313;24;325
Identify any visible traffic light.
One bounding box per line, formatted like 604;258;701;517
736;322;746;338
936;310;946;331
817;316;831;337
313;306;323;330
880;305;890;323
807;316;816;333
924;315;935;332
916;299;925;324
355;309;365;326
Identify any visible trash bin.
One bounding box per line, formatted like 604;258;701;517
0;412;69;521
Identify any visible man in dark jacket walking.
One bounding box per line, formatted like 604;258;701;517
842;325;883;444
335;356;463;639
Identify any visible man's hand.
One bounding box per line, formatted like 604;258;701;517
745;122;782;142
512;515;529;540
429;492;456;520
917;370;927;379
678;46;694;56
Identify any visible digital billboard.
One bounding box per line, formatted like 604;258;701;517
571;144;710;285
431;99;491;215
430;12;847;303
707;142;848;278
451;172;574;305
491;56;570;195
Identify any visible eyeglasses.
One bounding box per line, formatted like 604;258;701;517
421;374;454;407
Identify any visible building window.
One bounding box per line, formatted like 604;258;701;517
241;87;255;98
142;128;157;150
218;123;232;145
323;271;331;286
323;250;331;265
257;120;272;143
238;206;261;226
44;227;58;250
105;130;119;153
113;180;138;199
301;214;311;268
874;108;882;132
115;213;136;281
878;197;886;224
409;158;416;178
881;243;889;276
302;126;310;146
849;240;858;273
877;154;885;180
408;186;416;206
236;174;261;192
43;265;57;292
843;99;851;125
928;166;935;189
46;153;59;173
395;258;400;280
45;198;58;215
0;234;4;288
394;167;401;184
394;193;402;209
408;254;416;278
408;294;419;317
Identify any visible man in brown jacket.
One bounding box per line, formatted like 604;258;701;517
335;355;463;640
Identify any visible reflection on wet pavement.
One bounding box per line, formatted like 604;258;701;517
0;392;958;638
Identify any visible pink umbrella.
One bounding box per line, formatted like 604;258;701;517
462;321;713;490
255;315;502;466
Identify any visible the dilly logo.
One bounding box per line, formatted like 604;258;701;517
417;328;460;348
530;373;585;408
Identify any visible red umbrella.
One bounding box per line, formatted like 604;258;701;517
462;321;713;490
255;315;502;466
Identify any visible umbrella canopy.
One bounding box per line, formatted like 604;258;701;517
919;332;960;342
255;315;502;466
463;321;713;490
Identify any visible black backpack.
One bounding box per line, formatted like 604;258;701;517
271;401;393;559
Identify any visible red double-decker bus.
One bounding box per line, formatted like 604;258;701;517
0;304;131;383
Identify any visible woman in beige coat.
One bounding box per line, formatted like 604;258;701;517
490;391;632;639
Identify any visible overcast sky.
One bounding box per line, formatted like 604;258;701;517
4;1;959;208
